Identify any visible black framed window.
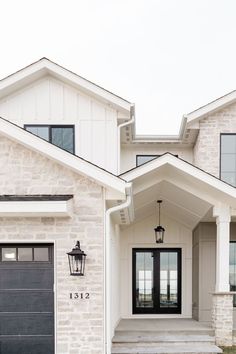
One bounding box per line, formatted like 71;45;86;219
220;134;236;186
136;155;159;166
230;242;236;306
25;125;75;154
136;154;178;167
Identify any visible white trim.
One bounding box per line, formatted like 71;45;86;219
121;154;236;206
0;200;72;217
186;90;236;124
0;117;127;195
0;58;132;113
105;186;133;354
131;116;188;143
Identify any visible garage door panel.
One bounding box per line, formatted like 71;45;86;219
0;336;54;354
0;268;53;289
0;313;53;335
0;290;53;312
0;244;54;354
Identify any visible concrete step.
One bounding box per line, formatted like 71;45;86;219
111;343;222;354
114;330;215;337
112;334;215;344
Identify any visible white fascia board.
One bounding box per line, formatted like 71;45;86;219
0;200;71;217
0;118;127;195
130;116;188;143
0;58;132;113
122;154;236;201
186;90;236;124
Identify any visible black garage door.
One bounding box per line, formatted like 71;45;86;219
0;244;54;354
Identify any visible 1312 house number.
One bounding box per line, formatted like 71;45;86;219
69;292;90;300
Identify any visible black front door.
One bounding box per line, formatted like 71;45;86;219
133;248;181;314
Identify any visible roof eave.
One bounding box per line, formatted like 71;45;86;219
0;117;127;195
121;153;236;206
0;58;132;113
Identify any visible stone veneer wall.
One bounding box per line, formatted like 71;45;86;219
212;293;233;346
0;136;104;354
193;101;236;177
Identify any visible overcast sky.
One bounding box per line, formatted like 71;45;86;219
1;0;236;135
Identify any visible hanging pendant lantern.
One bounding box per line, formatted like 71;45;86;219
67;241;87;276
154;200;165;243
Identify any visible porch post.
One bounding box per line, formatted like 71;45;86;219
212;204;233;346
213;204;230;292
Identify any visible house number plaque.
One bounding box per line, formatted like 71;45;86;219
69;292;90;300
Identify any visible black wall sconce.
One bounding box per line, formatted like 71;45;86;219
67;241;87;276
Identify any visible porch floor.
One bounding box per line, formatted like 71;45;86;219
115;319;212;333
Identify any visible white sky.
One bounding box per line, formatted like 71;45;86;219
1;0;236;135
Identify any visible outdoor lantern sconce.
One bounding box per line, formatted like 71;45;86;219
67;241;87;276
154;200;165;243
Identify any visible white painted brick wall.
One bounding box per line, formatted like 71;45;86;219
0;136;104;354
194;102;236;177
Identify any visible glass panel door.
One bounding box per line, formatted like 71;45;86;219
133;248;181;314
133;251;154;313
159;251;179;310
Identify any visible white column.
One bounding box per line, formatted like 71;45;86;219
213;204;231;292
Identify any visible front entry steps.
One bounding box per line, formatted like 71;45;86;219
111;320;222;354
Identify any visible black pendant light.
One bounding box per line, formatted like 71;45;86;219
154;200;165;243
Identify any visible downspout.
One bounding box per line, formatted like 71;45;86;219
105;183;133;354
117;104;135;174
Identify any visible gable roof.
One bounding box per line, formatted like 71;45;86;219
0;58;132;113
185;89;236;125
121;153;236;208
0;116;127;195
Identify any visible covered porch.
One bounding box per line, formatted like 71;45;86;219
108;154;236;350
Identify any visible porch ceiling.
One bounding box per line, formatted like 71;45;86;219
132;180;212;228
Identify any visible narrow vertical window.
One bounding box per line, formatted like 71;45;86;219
221;134;236;186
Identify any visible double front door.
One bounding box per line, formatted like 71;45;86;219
133;248;181;314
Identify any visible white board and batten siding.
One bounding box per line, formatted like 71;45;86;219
0;76;119;174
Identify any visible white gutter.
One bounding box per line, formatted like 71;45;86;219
104;183;133;354
117;104;135;173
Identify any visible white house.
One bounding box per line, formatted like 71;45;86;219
0;58;236;354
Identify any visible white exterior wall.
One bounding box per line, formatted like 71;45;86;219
120;213;192;318
120;144;193;173
0;76;119;174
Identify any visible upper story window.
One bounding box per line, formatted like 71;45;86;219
24;125;75;154
136;155;159;166
136;154;178;167
220;134;236;186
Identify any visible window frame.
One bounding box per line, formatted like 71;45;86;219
220;133;236;186
0;244;53;263
24;124;75;154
